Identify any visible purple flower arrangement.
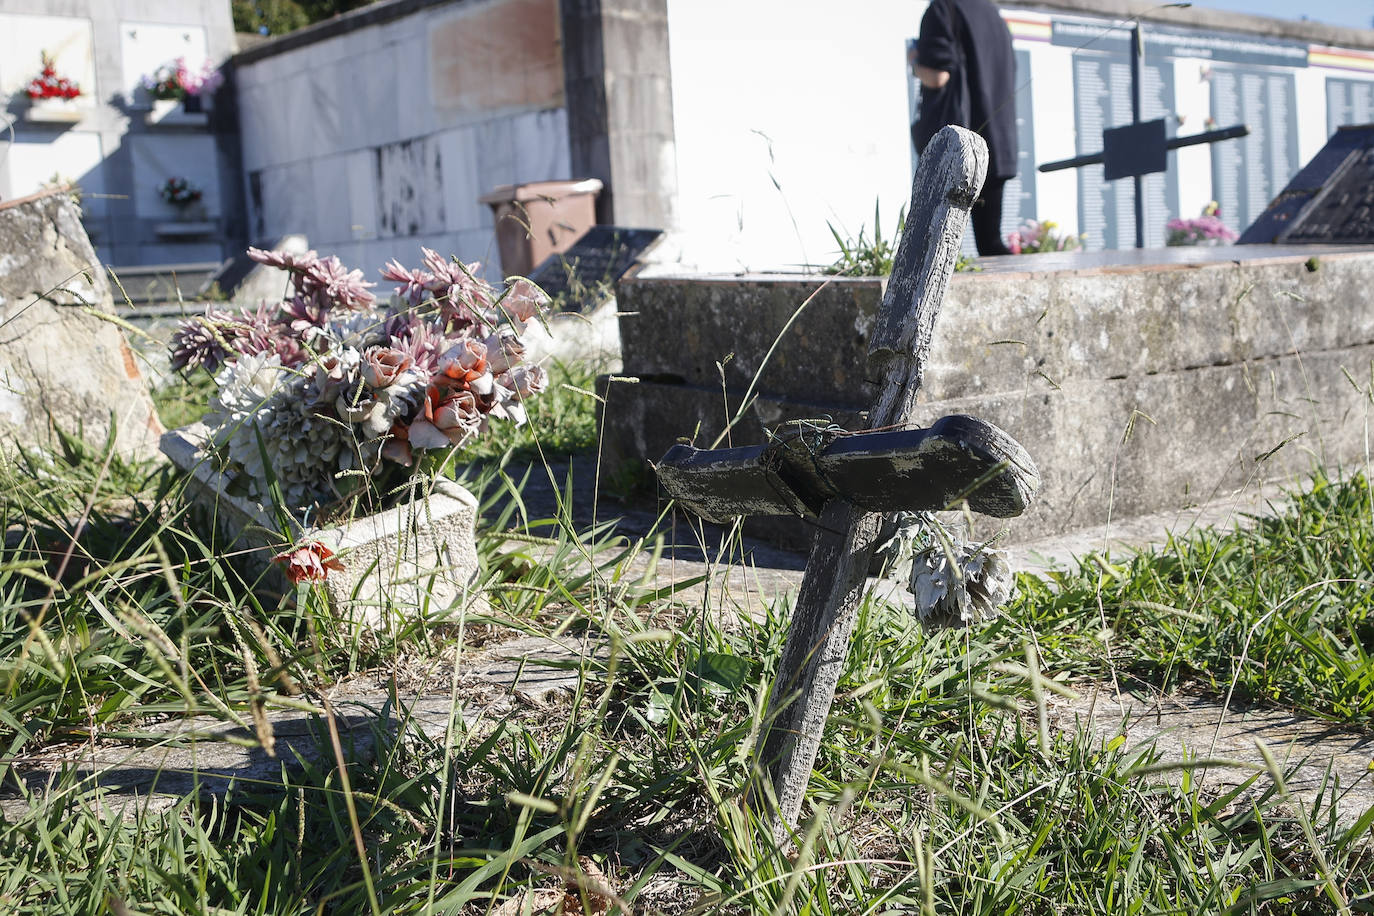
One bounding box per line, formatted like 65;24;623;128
1006;218;1083;255
169;247;548;516
1166;202;1237;246
142;58;224;101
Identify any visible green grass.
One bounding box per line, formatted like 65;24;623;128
1019;471;1374;723
3;379;1374;913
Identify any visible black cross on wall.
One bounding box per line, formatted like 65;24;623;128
1038;24;1249;249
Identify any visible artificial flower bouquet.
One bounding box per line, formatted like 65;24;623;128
1007;218;1084;255
169;247;548;524
1166;201;1237;246
26;52;80;100
159;176;202;207
142;57;224;101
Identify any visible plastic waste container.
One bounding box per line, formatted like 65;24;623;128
479;178;603;278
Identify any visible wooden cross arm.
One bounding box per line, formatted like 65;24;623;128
655;414;1039;524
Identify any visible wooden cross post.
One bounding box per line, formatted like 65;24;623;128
655;126;1040;833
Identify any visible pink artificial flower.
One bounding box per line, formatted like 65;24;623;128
282;295;329;333
380;259;436;306
437;337;493;395
387;313;445;373
497;278;547;332
360;346;413;388
274;541;344;584
248;246;320;273
483;328;525;375
381;423;413;466
304;255;376;310
499;364;547;398
408;386;482;450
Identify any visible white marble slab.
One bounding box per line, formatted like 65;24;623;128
438;126;487;233
310;149;378;249
128;134;220;219
474;117;517;192
251;160;317;241
511;108;570;184
0;13;96;103
118;21;208;102
4;131;105;214
376;137;444;239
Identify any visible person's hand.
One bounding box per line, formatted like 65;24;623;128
915;64;949;89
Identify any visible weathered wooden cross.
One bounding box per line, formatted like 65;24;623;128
653;126;1041;833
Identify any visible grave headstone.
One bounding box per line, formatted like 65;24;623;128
1239;124;1374;244
527;226;663;307
0;189;163;461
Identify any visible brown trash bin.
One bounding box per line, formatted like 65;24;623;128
479;178;603;278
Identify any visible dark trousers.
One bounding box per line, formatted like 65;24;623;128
971;177;1012;256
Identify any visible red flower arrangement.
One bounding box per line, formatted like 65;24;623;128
160;177;203;207
26;53;81;100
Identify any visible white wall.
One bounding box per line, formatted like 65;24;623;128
666;0;920;273
236;0;569;283
665;1;1374;265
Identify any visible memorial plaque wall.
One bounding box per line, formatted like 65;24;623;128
1071;51;1179;250
1327;78;1374;131
1210;68;1300;234
1000;49;1038;243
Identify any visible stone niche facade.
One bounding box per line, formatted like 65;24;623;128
0;190;162;460
0;2;239;268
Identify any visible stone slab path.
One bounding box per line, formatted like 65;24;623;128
3;635;602;820
9;473;1370;835
1050;686;1374;827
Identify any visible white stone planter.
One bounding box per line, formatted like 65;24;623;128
25;97;84;124
145;98;208;127
161;423;484;633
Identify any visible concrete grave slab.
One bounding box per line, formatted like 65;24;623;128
1049;687;1374;827
2;681;466;821
2;634;615;821
605;245;1374;544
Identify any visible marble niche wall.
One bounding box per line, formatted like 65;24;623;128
235;0;570;282
0;1;238;268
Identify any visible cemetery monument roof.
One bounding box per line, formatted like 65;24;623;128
1239;124;1374;245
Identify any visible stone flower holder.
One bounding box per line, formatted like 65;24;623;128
25;97;84;124
145;98;208;127
161;423;484;633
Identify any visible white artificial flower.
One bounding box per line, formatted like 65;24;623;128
907;533;1015;631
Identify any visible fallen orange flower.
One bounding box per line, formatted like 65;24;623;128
273;541;344;584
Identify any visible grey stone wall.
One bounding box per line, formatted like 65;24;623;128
561;0;678;228
604;247;1374;543
233;0;571;280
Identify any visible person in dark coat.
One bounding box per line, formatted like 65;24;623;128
912;0;1017;256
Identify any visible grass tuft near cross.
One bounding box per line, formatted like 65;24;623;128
656;125;1041;834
